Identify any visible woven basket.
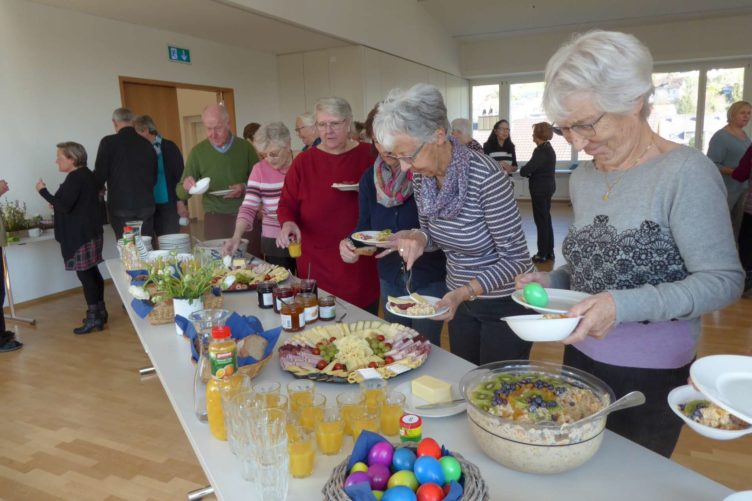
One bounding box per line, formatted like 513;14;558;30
238;354;272;379
321;443;489;501
146;291;224;325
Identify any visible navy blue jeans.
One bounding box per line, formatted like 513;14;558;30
380;277;447;347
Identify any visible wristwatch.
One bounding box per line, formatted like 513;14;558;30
465;283;478;301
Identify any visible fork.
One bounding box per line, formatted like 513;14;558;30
402;261;414;298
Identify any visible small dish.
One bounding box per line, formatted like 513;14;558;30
667;385;752;441
502;314;581;342
189;177;210;195
393;381;466;418
385;295;449;319
511;288;590;315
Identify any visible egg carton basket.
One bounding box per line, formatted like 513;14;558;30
321;443;489;501
146;291;224;325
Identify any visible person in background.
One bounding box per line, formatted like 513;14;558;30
707;100;752;238
374;84;534;365
133;115;184;238
94;108;157;240
0;179;23;352
295;112;321;152
243;122;261;157
352;121;369;143
277;97;379;313
732;144;752;293
520;122;557;263
223;122;296;273
483;119;517;174
450;118;484;153
340;105;447;345
37;142;107;334
516;30;743;457
177;105;260;254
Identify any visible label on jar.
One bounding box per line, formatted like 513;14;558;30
261;292;273;307
304;305;318;322
276;297;284;311
281;313;292;330
319;305;335;319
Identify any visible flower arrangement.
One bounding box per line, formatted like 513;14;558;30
0;199;43;234
144;256;219;303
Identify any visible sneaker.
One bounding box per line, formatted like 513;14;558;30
0;332;23;352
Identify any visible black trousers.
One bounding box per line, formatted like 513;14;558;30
0;247;5;333
109;206;155;241
563;345;691;458
530;190;554;257
739;212;752;271
76;266;105;306
153;202;180;238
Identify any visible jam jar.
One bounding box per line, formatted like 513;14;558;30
295;292;319;324
280;301;305;332
257;282;275;309
273;286;294;313
318;295;336;321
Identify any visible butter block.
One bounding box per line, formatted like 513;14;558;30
411;375;452;403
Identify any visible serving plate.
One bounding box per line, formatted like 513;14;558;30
393;381;466;418
332;183;359;192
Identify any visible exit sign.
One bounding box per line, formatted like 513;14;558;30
168;45;191;64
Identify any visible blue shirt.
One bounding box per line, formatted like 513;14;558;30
152;136;169;204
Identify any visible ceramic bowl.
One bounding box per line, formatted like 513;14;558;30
502;314;581;342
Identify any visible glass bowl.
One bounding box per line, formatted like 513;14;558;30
459;360;615;474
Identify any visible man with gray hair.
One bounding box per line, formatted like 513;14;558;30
295;112;321;151
450;118;484;153
94;107;157;239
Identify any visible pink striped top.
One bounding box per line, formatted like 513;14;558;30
237;159;290;239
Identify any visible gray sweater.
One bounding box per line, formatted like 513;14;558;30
550;145;744;368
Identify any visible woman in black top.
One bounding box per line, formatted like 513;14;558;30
37;142;105;334
520;122;557;262
483;119;517;174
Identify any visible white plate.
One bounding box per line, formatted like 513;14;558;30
208;189;233;196
691;355;752;424
511;288;590;315
189;177;210;195
393;381;466;418
725;492;752;501
351;230;392;247
667;385;752;440
332;183;359;191
385;295;449;319
717;373;752;421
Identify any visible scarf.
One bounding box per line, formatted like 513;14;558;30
374;156;413;207
416;135;469;219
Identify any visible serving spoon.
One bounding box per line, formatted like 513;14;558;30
564;391;646;429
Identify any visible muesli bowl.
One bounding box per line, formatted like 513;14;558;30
460;360;615;474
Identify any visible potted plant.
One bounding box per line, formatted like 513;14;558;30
1;199;29;241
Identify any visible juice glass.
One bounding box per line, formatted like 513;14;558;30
351;406;380;441
297;393;326;433
252;381;281;408
315;406;345;455
380;391;406;436
360;379;387;412
288;241;302;258
287;426;315;478
336;392;365;437
287;380;315;414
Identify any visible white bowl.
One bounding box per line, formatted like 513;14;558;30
189;177;210;195
502;314;581;342
667;385;752;440
145;250;171;262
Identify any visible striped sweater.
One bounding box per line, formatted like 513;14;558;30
237;159;289;239
416;147;533;298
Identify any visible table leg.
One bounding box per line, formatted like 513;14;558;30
186;485;214;500
2;250;35;325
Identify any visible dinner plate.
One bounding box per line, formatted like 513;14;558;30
208;189;233;196
189;177;210;195
351;230;392;247
393;381;466;418
385;295;449;319
332;183;359;191
690;355;752;424
667;385;752;440
511;288;590;315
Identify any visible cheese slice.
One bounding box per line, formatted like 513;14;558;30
409;292;430;304
387;296;416;305
411;375;452;404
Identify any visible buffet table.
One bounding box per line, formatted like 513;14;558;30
105;258;732;501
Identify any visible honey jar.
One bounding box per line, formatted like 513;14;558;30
280;300;305;332
273;286;294;313
318;295;336;321
295;292;319;324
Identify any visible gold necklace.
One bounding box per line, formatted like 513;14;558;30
601;142;654;201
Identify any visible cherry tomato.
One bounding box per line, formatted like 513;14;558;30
385;356;395;364
376;335;385;342
333;363;345;371
316;360;327;370
384;343;392;350
312;348;320;355
368;361;379;369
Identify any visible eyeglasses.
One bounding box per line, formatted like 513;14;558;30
553;113;606;138
315;120;347;131
384;142;426;166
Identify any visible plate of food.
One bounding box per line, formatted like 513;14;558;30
351;229;393;247
386;294;448;319
511;286;590;315
394;377;466;418
213;262;289;292
332;183;359;192
667;385;751;440
278;320;432;383
690;355;752;424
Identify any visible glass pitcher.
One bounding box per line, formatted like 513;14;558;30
189;309;231;421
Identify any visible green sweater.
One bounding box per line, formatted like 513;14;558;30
177;137;258;214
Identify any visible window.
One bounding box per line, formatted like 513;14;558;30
651;70;700;147
509;82;572;162
471;84;498;145
702;67;745;152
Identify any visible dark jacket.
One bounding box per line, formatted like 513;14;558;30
94;126;157;212
483;137;517;167
520;141;556;195
160;138;184;205
39;167;103;260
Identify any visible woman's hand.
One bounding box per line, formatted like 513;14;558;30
339;239;359;264
222;237;240;257
561;292;616;344
224;183;246;199
431;288;467;322
276;221;301;248
35;178;46;192
182;176;196;192
514;271;551;289
383;229;427;270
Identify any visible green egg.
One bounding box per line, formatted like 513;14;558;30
523;283;549;307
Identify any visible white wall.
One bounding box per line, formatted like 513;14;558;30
0;0;280;218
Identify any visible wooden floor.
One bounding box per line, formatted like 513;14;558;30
1;201;750;500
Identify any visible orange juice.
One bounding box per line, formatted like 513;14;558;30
299;404;325;432
351;407;379;441
288;241;302;258
360;379;387;412
206;374;242;440
206;326;240;441
337;392;365;437
316;419;345;455
288;380;315;413
380;403;404;436
288;430;315;478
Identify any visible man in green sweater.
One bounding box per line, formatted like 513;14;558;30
177;104;259;245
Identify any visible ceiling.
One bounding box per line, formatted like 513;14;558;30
419;0;752;40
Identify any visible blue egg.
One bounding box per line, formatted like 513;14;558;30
413;456;445;486
391;447;417;472
382;485;417;501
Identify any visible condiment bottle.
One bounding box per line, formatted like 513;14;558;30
257;281;274;309
121;226;140;270
318;295;336;321
280;300;305;332
399;413;422;443
295;292;318;324
273;286;294;313
205;326;241;440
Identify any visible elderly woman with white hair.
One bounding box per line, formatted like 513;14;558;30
295;112;321;152
375;83;535;365
450;118;484;153
223;122;296;273
515;30;744;457
277;97;379;312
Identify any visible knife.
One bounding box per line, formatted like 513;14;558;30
414;398;466;410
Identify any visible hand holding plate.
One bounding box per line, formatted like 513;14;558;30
561;292;616;344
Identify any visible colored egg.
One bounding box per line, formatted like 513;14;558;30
387;470;419;491
413;456;445;485
416;437;442;459
392;447;417;472
351;461;369;474
383;486;418;501
368;441;395;467
523;283;549;307
372;491;384;500
367;463;391;491
439;456;462;483
416;483;445;501
344;471;371;489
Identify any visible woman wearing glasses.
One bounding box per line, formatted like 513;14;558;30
374;84;534;365
277;97;379;312
516;31;743;457
483;119;517;174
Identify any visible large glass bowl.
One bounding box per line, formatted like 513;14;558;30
459;360;615;474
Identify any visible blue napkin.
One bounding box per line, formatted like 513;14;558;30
125;269;148;280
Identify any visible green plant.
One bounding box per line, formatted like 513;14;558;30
26;214;42;229
1;199;29;232
145;257;219;302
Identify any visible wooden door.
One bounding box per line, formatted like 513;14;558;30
121;82;183;151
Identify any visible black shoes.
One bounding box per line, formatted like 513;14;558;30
74;306;105;335
0;330;23;352
80;301;108;326
532;254;555;263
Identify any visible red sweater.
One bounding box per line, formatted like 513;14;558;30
277;143;379;307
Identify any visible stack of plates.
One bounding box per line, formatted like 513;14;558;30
140;236;153;252
158;233;192;254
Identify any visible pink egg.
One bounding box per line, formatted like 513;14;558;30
344;471;371;489
367;463;391;491
368;441;395;467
